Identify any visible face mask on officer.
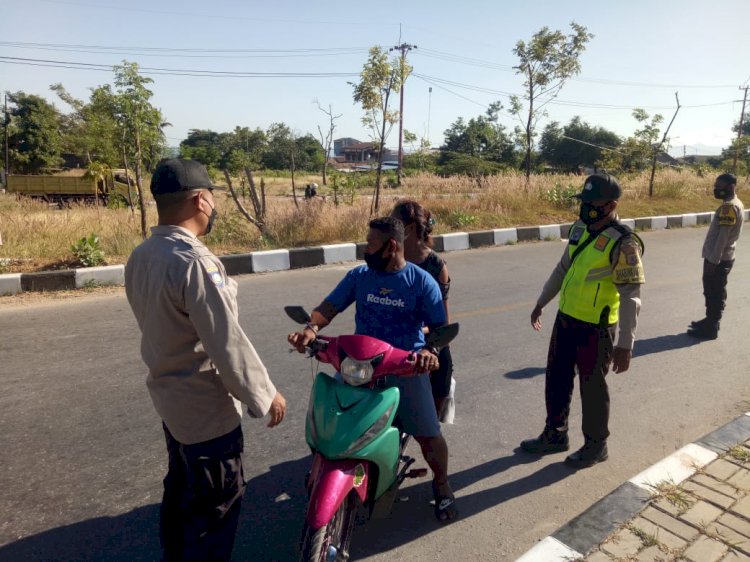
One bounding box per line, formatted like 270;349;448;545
579;201;610;225
713;183;730;200
200;195;218;235
364;240;392;271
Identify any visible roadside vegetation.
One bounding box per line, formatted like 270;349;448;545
1;21;746;275
0;168;719;273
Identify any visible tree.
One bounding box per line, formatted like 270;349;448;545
52;83;122;168
315;101;341;186
509;22;593;181
441;102;516;166
180;129;224;168
6;91;64;173
539;116;621;169
726;110;750;174
351;46;407;213
598;109;663;173
112;61;168;238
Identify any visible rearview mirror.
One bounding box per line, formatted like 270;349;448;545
426;323;459;349
284;305;311;325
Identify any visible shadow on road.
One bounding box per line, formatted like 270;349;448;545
233;454;312;562
633;333;701;358
352;450;572;559
0;455;312;562
0;504;160;561
0;451;571;561
504;366;546;379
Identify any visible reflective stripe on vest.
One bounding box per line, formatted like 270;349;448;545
559;222;625;325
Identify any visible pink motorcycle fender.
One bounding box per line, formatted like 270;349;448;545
306;457;369;530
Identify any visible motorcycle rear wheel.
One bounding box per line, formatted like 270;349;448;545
299;492;357;562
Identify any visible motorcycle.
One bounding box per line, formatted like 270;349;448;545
285;306;459;562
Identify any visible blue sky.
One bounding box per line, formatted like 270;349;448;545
2;0;749;156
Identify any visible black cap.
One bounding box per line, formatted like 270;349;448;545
150;158;221;197
573;173;622;202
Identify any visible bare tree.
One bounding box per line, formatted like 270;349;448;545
648;92;681;197
315;100;342;186
223;169;270;239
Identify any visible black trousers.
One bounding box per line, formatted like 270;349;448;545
545;312;615;443
161;424;246;562
703;259;734;322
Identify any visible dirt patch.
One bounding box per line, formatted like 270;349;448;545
0;284;125;309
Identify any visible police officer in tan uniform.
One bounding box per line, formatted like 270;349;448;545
125;158;286;562
688;173;744;340
521;174;645;469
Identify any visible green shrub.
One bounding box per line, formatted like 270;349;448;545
543;182;579;209
71;234;106;267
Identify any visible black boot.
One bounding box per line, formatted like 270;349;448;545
520;428;569;454
565;440;608;469
689;317;708;328
687;321;719;340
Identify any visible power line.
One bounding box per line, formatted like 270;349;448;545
0;56;359;78
414;72;736;111
0;41;368;59
414;48;738;89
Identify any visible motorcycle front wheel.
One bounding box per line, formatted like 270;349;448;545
299;492;357;562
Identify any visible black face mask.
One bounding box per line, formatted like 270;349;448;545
713;187;729;200
579;202;609;225
203;200;218;235
364;241;390;271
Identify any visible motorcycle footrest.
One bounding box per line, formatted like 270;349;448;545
404;468;428;479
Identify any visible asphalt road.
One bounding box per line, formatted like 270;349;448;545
1;227;749;561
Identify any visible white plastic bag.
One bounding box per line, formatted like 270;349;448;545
440;378;456;424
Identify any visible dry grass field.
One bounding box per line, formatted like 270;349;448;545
0;169;724;273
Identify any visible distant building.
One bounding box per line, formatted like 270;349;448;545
331;137;398;170
333;137;360;157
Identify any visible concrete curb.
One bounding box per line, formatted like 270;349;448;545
515;413;750;561
0;209;728;295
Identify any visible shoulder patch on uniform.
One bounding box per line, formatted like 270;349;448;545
569;226;585;244
594;234;610;251
613;241;645;284
204;263;225;288
718;205;738;226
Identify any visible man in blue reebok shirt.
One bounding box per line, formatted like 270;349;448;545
288;216;457;522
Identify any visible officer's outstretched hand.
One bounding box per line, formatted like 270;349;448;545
531;305;543;331
612;347;632;374
267;391;287;427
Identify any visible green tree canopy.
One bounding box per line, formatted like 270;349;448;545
539;116;621;169
6;91;64;173
441;102;516;165
510;22;593;179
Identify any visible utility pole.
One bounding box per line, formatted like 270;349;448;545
3;94;9;179
390;42;416;186
732;85;748;174
427;86;432;143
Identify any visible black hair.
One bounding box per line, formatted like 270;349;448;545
369;216;404;244
717;173;737;186
391;199;434;247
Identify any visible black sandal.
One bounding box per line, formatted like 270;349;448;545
432;481;457;522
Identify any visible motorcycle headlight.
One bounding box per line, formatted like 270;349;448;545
342;405;394;456
340;356;378;386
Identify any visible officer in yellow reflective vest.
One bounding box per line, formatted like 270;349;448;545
521;174;645;469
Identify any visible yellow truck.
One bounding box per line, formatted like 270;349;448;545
6;174;132;205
